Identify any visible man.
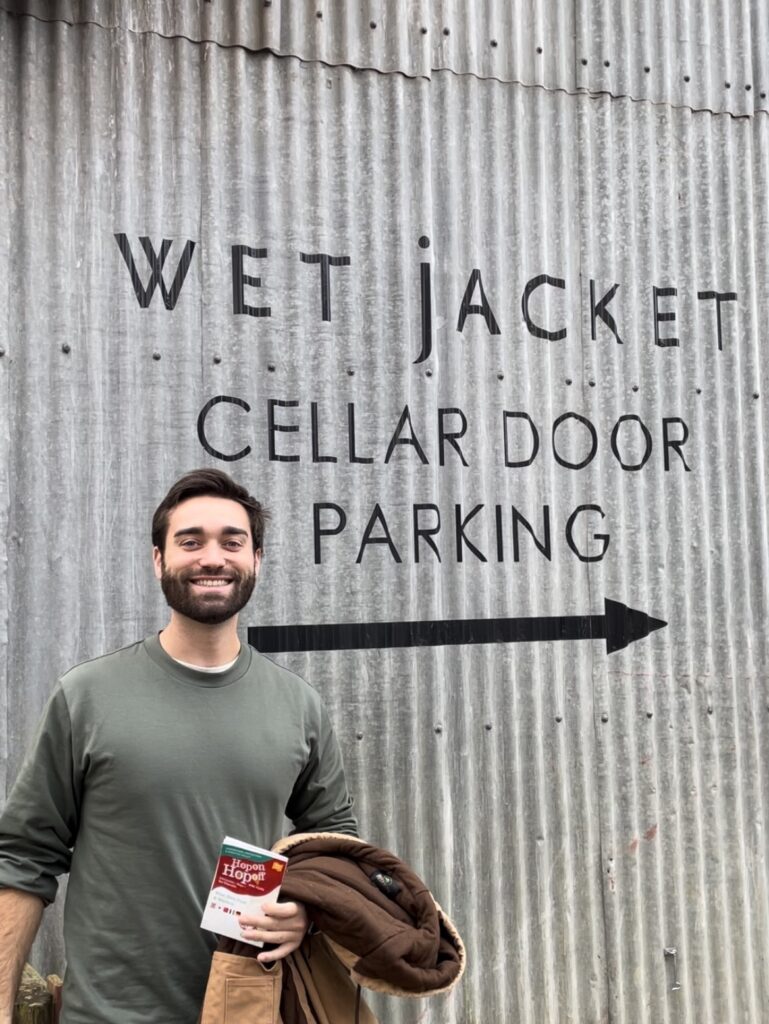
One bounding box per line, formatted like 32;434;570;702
0;469;357;1024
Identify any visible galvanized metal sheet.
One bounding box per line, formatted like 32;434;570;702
574;89;769;1022
1;0;576;88
576;0;769;115
2;7;769;1024
0;21;9;807
0;0;569;86
6;0;769;113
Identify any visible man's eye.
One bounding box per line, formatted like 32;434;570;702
180;540;200;549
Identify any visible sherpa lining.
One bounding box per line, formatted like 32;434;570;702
273;831;368;855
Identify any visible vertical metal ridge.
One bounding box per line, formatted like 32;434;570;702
678;100;718;1024
706;107;746;1024
0;8;9;803
663;100;700;1024
720;99;764;1024
573;89;615;1024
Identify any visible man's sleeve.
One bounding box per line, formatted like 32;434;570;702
285;701;358;837
0;684;82;904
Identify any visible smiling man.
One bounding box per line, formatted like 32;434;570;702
0;469;357;1024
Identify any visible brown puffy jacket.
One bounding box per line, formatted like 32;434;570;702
198;832;466;1024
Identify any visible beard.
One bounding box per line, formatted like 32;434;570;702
160;562;256;625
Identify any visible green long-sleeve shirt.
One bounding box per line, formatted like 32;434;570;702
0;635;357;1023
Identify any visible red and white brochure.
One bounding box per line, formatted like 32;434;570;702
200;836;288;946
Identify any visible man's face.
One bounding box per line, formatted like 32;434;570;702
152;495;261;625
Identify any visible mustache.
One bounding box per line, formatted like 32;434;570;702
184;570;236;576
168;567;252;583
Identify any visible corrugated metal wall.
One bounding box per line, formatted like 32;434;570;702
2;3;769;1021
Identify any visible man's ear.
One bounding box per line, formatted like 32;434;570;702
254;549;262;577
152;546;163;581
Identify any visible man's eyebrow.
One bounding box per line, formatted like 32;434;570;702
172;527;249;539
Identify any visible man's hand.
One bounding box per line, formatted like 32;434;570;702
238;900;309;963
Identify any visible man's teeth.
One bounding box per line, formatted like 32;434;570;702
192;579;232;587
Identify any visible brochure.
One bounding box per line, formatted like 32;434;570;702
200;835;288;946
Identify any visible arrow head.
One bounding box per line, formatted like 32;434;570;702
604;598;667;654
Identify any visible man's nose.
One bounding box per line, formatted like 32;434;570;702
197;542;227;566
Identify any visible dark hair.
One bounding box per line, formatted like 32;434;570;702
152;469;269;553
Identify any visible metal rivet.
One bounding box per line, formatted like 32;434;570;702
62;343;71;354
707;705;713;715
536;46;543;54
267;363;275;372
420;26;427;34
347;367;355;376
604;59;610;67
601;713;609;723
753;392;760;399
484;723;492;731
369;20;376;29
632;384;639;392
581;58;588;66
443;27;450;36
646;711;653;719
356;731;363;740
213;355;222;365
644;65;650;73
565;378;572;386
435;724;443;734
0;347;5;357
152;351;161;361
425;368;433;377
555;715;563;723
725;81;731;88
589;379;596;387
762;92;767;99
418;235;430;249
696;387;702;395
746;83;752;91
497;371;504;380
316;10;322;18
490;39;498;48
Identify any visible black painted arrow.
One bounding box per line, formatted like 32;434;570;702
248;598;666;656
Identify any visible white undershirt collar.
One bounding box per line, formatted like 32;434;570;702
172;654;240;674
